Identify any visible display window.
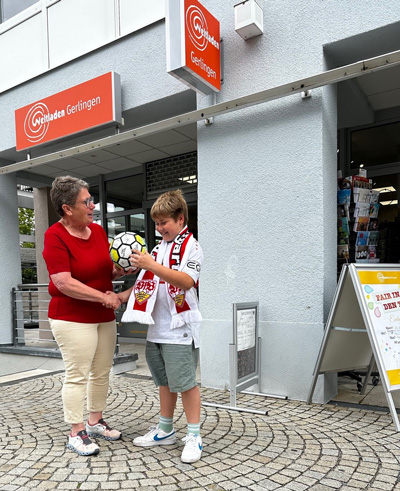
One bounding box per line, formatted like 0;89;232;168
338;120;400;273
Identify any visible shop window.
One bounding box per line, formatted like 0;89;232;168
0;0;38;23
350;121;400;169
107;213;145;239
105;174;143;212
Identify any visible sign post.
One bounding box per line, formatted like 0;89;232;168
307;263;400;431
203;302;286;414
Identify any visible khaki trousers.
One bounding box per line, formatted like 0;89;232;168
49;318;117;424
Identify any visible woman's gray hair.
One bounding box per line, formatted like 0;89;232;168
50;175;89;217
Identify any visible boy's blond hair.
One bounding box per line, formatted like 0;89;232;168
150;189;189;226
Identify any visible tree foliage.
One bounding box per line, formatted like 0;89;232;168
19;207;35;235
19;207;37;283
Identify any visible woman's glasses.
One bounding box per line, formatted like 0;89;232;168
81;197;95;208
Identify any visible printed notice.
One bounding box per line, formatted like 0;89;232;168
358;270;400;386
237;308;256;352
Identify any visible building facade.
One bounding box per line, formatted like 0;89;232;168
1;0;400;403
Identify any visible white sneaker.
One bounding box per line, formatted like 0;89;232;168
181;433;202;463
133;425;176;447
86;418;121;441
67;430;100;456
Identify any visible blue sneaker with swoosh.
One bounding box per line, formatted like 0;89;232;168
133;425;176;447
181;433;203;463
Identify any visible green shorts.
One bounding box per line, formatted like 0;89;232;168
145;341;199;393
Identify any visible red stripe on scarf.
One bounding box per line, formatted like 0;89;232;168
133;270;156;311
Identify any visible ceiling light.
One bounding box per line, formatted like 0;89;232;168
178;176;197;184
373;186;396;193
380;200;398;206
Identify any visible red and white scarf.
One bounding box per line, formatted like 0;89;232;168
121;227;202;329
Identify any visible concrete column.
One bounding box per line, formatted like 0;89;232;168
0;174;21;345
33;187;59;341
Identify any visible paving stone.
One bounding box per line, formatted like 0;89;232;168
2;373;400;491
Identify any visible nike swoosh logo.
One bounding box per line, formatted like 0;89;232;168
199;445;202;450
154;433;174;441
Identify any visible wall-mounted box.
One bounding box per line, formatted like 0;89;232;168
234;0;263;40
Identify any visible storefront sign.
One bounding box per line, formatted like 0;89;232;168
15;72;122;151
166;0;221;95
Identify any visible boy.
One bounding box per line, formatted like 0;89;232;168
119;190;203;463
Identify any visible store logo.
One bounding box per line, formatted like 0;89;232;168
377;272;397;282
186;4;219;52
24;102;50;143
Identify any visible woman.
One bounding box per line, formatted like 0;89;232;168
43;175;124;456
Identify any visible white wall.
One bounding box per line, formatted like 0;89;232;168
0;0;165;93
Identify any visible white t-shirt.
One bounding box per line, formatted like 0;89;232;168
147;238;203;346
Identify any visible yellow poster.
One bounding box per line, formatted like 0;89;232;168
358;270;400;387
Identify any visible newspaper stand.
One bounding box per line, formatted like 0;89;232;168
307;263;400;431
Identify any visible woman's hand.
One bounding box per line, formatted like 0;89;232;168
112;264;139;279
103;291;121;309
112;265;124;279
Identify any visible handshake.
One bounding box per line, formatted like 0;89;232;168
102;287;132;310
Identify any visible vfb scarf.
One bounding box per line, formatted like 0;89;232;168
121;227;202;329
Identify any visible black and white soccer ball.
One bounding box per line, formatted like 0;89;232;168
109;232;146;272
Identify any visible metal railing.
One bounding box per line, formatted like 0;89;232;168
11;281;125;353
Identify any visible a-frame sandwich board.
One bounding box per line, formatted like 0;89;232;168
307;263;400;431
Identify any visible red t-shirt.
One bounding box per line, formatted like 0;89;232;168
43;222;115;323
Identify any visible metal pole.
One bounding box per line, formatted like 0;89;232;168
229;343;237;407
202;402;267;415
360;355;376;395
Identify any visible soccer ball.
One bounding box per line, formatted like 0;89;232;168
109;232;146;272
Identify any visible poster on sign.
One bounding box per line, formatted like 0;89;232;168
15;72;122;151
236;307;257;380
233;302;259;383
166;0;221;95
357;269;400;387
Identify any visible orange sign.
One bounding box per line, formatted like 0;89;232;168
166;0;220;95
15;72;121;151
184;0;220;92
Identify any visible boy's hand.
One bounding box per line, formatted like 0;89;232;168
129;249;194;291
129;249;153;271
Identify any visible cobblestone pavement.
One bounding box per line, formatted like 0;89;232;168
1;372;400;490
